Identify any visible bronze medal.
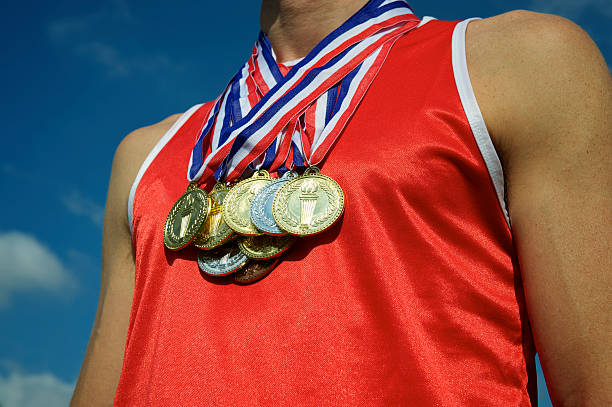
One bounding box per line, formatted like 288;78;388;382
223;170;272;236
233;258;279;283
193;183;234;250
163;182;209;250
272;167;344;236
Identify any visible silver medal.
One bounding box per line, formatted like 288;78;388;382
197;245;248;276
250;171;297;235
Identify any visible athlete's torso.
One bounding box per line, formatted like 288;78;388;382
117;20;536;406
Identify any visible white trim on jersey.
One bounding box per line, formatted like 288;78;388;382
128;18;510;235
451;18;511;228
127;104;203;233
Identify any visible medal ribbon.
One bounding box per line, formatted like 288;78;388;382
188;0;419;183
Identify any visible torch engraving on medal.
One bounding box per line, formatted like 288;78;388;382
272;170;344;236
208;202;223;237
299;179;319;228
175;194;195;239
197;244;248;276
219;252;231;266
194;185;233;250
164;186;209;250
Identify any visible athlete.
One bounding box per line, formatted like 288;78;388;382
71;0;611;406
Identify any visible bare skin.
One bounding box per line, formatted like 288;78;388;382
69;114;180;405
260;0;368;62
71;1;611;406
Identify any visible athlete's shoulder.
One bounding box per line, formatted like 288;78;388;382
465;9;602;82
113;113;182;180
467;9;590;50
464;10;608;150
117;113;183;162
107;113;183;229
465;9;600;79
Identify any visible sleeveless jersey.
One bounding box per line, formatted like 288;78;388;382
117;19;537;406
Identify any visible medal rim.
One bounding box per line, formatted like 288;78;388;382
197;246;249;276
272;172;345;236
237;235;295;260
223;172;273;236
193;184;235;250
249;177;292;236
163;187;209;251
233;258;279;284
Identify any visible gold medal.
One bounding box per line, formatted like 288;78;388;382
237;234;295;259
272;166;344;236
234;258;279;283
223;170;272;236
163;182;209;250
193;183;234;250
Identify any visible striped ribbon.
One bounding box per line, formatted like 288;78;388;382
188;0;420;183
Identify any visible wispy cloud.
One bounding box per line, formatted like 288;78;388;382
0;232;78;307
46;1;178;77
0;365;74;407
46;17;92;43
1;163;36;184
530;0;612;18
109;0;133;21
60;190;105;227
75;41;172;77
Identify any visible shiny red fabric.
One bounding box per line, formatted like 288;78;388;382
117;20;536;406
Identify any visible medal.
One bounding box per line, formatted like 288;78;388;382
193;183;235;250
234;258;279;283
163;183;209;250
238;235;295;259
272;167;344;236
162;0;420;281
197;244;249;276
223;170;273;236
250;171;298;235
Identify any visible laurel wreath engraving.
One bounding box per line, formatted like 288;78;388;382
273;174;344;235
223;177;271;234
251;180;286;233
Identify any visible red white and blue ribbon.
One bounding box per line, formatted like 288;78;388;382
187;0;420;183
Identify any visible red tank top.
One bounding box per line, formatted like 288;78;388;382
116;20;536;406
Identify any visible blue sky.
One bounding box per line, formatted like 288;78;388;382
0;0;609;405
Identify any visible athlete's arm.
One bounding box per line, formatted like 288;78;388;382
70;114;181;406
467;11;611;406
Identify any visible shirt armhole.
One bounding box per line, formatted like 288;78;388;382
452;18;511;228
127;103;203;234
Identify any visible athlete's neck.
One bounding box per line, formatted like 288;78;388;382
260;0;369;63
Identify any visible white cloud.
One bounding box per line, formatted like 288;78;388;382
46;17;92;43
110;0;133;21
77;41;129;76
530;0;612;18
0;232;77;307
75;41;171;77
0;368;74;407
46;1;176;77
46;0;132;43
61;190;105;227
